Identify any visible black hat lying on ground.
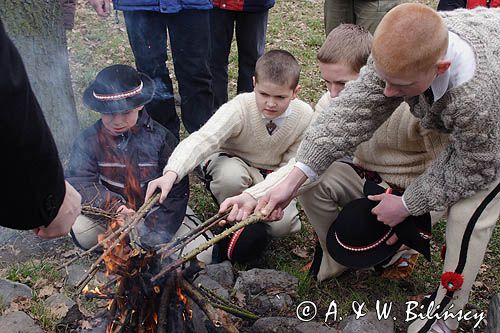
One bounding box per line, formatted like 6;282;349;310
83;64;155;113
326;181;431;269
213;223;271;264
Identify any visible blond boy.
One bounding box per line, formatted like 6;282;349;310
251;5;499;333
146;50;314;261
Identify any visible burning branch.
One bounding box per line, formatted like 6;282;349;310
59;194;159;271
73;193;160;290
151;213;264;283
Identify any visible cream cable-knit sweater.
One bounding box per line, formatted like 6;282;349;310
317;93;450;189
245;92;449;198
297;8;500;215
165;92;314;181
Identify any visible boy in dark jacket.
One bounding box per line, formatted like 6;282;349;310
67;64;189;250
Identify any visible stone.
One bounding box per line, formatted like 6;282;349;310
0;278;32;306
233;269;298;296
64;264;106;288
250;316;328;332
193;274;230;301
0;228;74;268
486;293;500;333
251;317;302;332
341;311;394;333
45;293;82;323
204;261;234;288
296;321;337;333
64;264;88;288
233;269;298;315
0;311;44;333
252;293;295;315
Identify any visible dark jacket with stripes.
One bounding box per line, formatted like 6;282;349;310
212;0;274;12
66;111;188;235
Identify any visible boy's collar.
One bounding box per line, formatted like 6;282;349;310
430;31;476;101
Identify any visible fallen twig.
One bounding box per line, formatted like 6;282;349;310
179;272;239;333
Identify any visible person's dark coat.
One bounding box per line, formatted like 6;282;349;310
66;111;188;235
0;19;66;230
212;0;275;11
112;0;212;13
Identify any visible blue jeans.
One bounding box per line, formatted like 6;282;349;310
123;10;214;138
209;8;268;109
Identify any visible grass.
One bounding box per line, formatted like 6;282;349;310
1;1;497;332
5;261;61;288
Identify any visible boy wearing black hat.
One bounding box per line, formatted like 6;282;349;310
67;64;189;250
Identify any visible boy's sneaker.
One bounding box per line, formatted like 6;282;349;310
381;253;419;280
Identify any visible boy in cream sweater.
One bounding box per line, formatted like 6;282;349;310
146;49;314;262
222;23;449;279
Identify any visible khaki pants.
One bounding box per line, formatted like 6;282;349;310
324;0;399;35
205;153;301;237
299;161;388;281
408;178;500;332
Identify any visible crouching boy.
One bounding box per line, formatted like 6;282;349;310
146;50;314;263
67;64;189;250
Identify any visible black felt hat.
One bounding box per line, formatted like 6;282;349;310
326;181;432;269
83;64;155;113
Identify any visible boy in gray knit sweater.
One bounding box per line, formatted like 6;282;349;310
227;4;499;333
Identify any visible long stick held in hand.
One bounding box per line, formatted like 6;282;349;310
157;209;230;258
151;212;264;283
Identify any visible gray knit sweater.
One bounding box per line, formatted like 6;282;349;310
297;8;500;215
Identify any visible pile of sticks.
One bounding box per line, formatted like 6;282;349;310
60;194;263;332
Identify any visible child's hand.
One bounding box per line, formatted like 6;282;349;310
145;171;178;203
218;193;258;226
116;205;135;225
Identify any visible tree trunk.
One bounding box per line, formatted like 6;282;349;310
0;0;79;157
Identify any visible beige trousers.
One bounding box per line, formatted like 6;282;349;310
298;161;390;281
205;153;301;237
299;161;500;331
408;178;500;332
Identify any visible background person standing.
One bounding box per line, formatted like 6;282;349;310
210;0;275;109
324;0;398;35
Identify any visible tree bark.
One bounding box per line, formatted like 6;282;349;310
0;0;79;157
